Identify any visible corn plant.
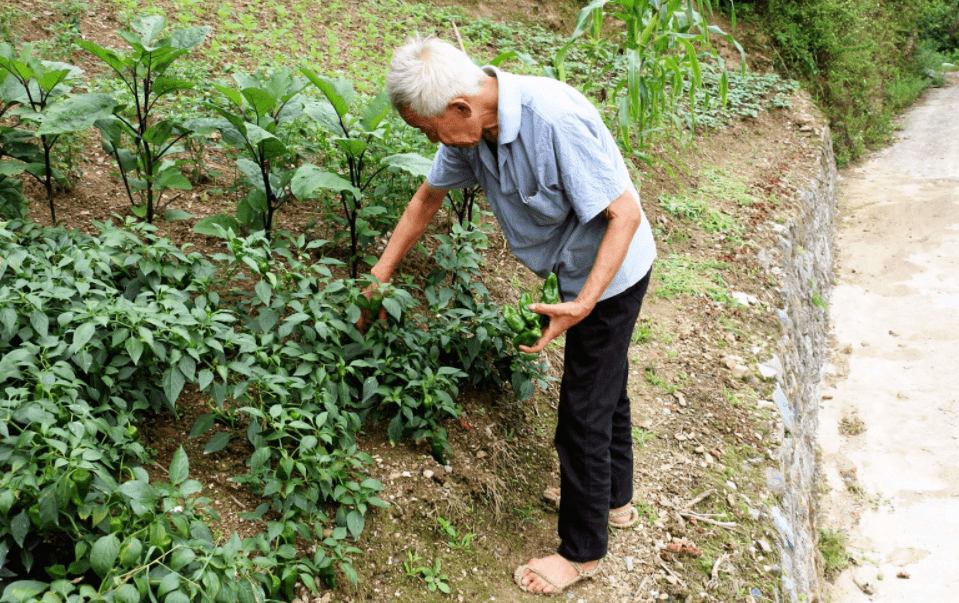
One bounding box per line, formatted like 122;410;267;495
568;0;744;160
78;15;210;223
0;43;115;223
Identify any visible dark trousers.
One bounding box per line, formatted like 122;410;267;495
556;269;651;562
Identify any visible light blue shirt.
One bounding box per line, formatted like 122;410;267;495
426;67;656;302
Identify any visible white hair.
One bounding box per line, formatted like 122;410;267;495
386;36;488;118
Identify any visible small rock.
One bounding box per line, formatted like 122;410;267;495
757;539;772;553
695;445;706;454
758;363;778;380
896;571;910;579
401;471;411;478
626;556;634;571
852;577;876;595
476;450;487;459
423;469;434;479
726;480;737;490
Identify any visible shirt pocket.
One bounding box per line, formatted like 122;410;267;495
523;188;570;228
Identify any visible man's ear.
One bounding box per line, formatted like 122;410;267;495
448;97;472;117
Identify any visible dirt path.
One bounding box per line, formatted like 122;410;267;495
820;72;959;601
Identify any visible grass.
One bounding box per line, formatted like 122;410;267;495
657;168;757;235
819;528;851;574
654;255;733;302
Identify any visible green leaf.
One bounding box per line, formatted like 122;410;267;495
29;310;48;338
212;84;243;107
90;534;121;577
125;337;144;366
36;93;117;136
0;581;49;603
204;432;230;454
169;446;189;485
167;26;212;50
255;280;272;306
382;297;402;322
164;209;193;221
387;413;403;444
302;100;342;135
155;167;192;191
131;14;166;46
0;160;27;176
346;510;364;539
169;548;196;571
382;153;433;179
572;0;610;38
194;214;239;237
361;376;378;404
116;584;139;603
241;87;276;118
162;366;186;405
300;69;354;117
152;77;195;97
189;413;215;438
157;573;180;598
340;561;358;586
9;511;29;547
291;164;360;200
71;322;96;352
333;137;367;158
77;40;128;73
359;90;390;131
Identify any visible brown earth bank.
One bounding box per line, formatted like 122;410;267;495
2;0;833;601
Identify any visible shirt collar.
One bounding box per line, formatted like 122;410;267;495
482;65;521;146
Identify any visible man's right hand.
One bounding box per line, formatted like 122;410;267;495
356;280;388;335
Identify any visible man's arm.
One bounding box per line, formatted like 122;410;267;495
370;181;448;283
521;189;642;353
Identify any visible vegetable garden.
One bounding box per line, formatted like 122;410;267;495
2;0;922;600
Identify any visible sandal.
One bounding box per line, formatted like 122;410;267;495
542;488;640;529
513;557;603;596
541;487;561;510
608;505;641;529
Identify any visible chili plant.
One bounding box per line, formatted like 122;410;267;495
0;43;115;223
293;70;431;277
78;15;211;223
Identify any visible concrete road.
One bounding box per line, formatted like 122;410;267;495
820;72;959;601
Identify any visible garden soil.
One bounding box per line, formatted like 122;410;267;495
819;71;959;601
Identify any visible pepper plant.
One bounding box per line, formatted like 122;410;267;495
78;15;210;223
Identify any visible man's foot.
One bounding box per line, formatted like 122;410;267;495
541;489;638;528
513;554;602;595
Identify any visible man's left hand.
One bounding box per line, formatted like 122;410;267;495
518;301;593;354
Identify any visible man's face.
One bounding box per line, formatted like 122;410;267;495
400;103;482;149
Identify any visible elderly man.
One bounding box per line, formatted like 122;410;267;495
367;36;656;596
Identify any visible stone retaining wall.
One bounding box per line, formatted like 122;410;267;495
759;128;837;603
